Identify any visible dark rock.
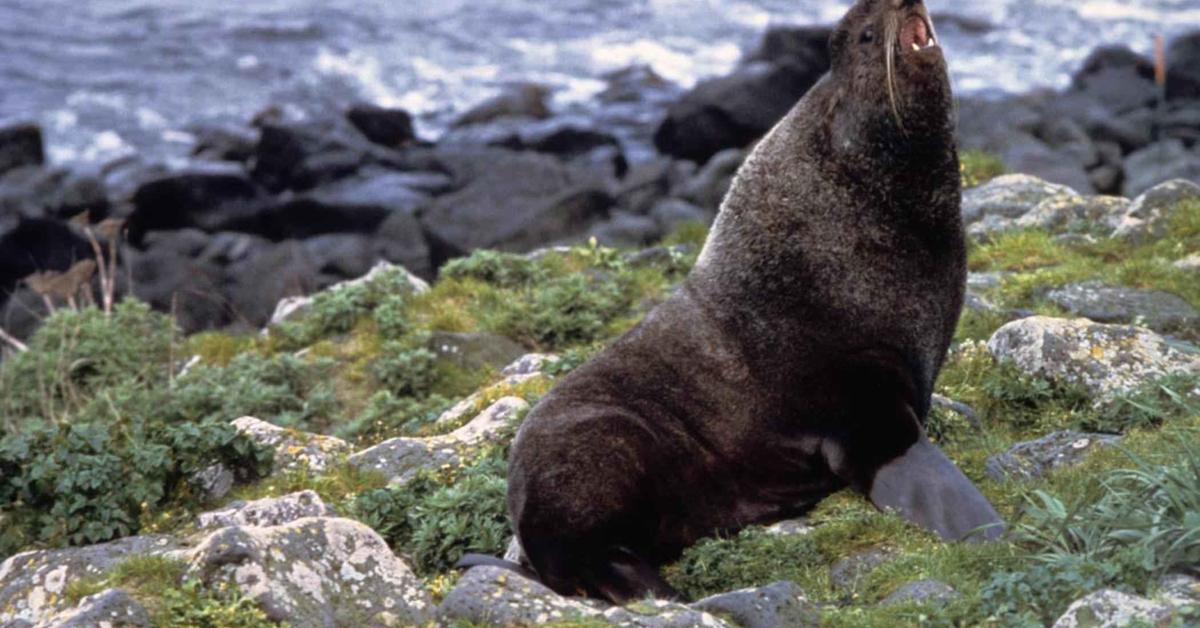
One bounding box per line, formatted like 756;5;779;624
126;246;230;333
0;166;110;221
0;217;93;297
420;148;613;260
428;331;528;372
346;103;416;148
1160;101;1200;145
308;170;430;214
829;547;896;593
616;158;693;215
189;123;258;163
1166;31;1200;101
995;133;1095;193
879;580;959;607
1087;109;1155;154
986;430;1120;481
1046;281;1200;337
198;231;270;266
588;212;662;248
443;117;622;162
654;59;825;164
126;165;262;244
300;234;379;280
674;148;744;211
252;121;372;192
957;95;1045;153
650;198;710;234
451;83;552;128
745;25;833;69
143;228;220;260
0;123;44;177
225;241;321;326
1122;140;1200;197
692;581;819;628
1089;165;1123;195
1070;45;1157;114
373;209;434;279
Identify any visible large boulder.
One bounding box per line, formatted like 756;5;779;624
252;120;391;193
0;217;93;297
125;165;263;244
187;517;434;627
1121;140;1200;198
0;124;44;177
1011;194;1129;237
125;245;231;333
1045;282;1200;337
1113;179;1200;243
231;416;352;475
41;588;151;628
346;104;416;148
985;430;1121;481
196;491;336;530
225;241;322;326
1069;45;1157;115
1166;31;1200;101
987;317;1200;400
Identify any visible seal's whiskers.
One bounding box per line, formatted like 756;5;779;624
884;16;905;132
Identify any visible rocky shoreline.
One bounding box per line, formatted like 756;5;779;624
2;26;1198;342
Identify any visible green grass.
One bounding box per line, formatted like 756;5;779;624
961;150;1006;189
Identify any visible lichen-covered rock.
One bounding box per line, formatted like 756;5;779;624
987;317;1200;400
348;397;528;483
196;491;335;529
439;567;729;627
1174;253;1200;272
500;353;561;377
434;373;544;428
1052;589;1174;628
0;536;182;626
1155;574;1200;609
232;416;352;474
985;430;1120;481
692;581;819;628
1113;179;1200;244
1013;194;1130;235
829;547;896;593
962;175;1079;225
268;260;430;326
186;517;433;627
40;588;151;628
191;462;236;502
1045;282;1200;337
878;579;960;608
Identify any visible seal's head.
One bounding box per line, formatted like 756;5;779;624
828;0;952;139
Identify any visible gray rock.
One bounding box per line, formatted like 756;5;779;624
987;316;1200;400
349;397;528;483
1052;589;1175;628
675;149;745;211
878;579;959;607
1045;282;1200;337
589;212;662;248
452;84;551;128
1013;194;1130;236
192;463;235;502
1155;573;1200;609
931;394;982;429
829;547;896;593
967;272;1009;291
186;517;433;627
500;353;561;377
41;588;151;628
1174;254;1200;271
227;241;321;326
434;373;543;428
0;124;44;177
0;535;182;626
0;166;109;221
427;331;527;373
650;199;710;234
197;491;335;529
231;416;352;475
985;430;1121;481
692;581;818;628
1114;179;1200;244
962;174;1080;225
1122;140;1200;198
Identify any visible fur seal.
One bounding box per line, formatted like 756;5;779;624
484;0;1003;603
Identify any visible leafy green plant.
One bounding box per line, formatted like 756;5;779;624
172;353;338;432
668;528;825;600
336;391;453;444
960;150;1006;189
440;250;541;288
497;275;629;348
370;344;437;398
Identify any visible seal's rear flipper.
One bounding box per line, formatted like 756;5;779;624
455;553;540;581
868;437;1005;542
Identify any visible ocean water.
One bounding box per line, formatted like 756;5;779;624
1;0;1198;166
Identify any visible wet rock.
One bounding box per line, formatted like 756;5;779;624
1046;282;1200;337
987;316;1200;400
500;353;561;377
1122;140;1200;198
675;148;745;211
268;260;429;327
452;84;552;127
692;581;818;628
829;547;896;593
1166;31;1200;101
427;331;528;372
346;104;415;148
0;124;44;176
1052;589;1174;628
125;165;262;244
187;517;433;627
196;491;335;529
42;588;151;628
0;535;182;626
231;416;352;475
349;397;528;483
985;430;1121;481
1012;194;1130;236
878;579;960;608
1113;179;1200;243
962;174;1080;225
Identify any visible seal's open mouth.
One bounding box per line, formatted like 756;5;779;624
900;14;936;53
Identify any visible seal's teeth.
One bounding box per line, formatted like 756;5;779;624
911;43;921;51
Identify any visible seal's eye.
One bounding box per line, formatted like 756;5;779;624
860;28;875;44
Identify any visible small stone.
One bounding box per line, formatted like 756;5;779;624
191;463;235;502
1052;589;1174;628
692;581;819;628
878;579;960;608
986;430;1120;481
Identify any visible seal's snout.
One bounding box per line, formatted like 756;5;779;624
899;14;936;53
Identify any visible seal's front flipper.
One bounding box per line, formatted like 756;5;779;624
867;438;1004;542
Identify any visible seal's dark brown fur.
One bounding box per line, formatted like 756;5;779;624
502;0;1003;603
